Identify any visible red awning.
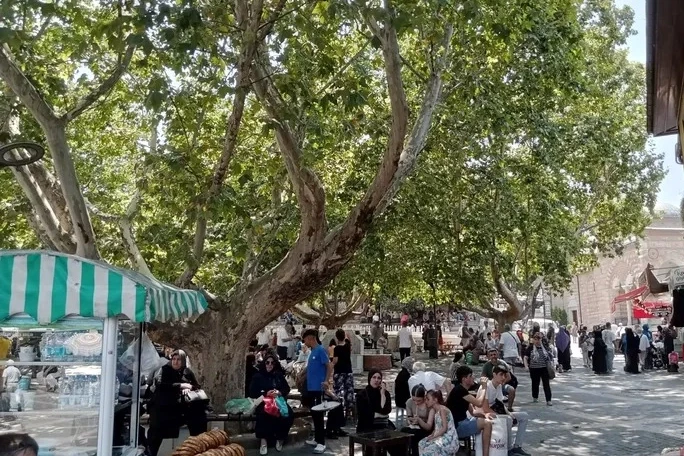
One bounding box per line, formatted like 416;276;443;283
633;307;657;319
612;285;648;304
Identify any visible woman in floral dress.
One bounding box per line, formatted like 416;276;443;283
418;390;458;456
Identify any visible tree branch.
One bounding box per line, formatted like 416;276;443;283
0;45;58;127
178;0;265;287
491;258;520;311
257;0;288;41
252;60;328;251
321;20;453;265
0;88;76;252
62;42;136;122
86;193;153;277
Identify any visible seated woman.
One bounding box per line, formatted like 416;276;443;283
394;356;413;410
401;385;434;456
148;350;206;456
418;390;459;456
248;354;295;455
356;369;402;455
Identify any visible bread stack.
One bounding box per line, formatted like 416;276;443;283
171;429;246;456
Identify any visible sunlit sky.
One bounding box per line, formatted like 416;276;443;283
617;0;681;209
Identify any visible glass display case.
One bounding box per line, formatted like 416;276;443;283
0;314;143;456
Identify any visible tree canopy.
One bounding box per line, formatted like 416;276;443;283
0;0;663;400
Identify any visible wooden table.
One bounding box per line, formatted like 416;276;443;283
348;429;412;456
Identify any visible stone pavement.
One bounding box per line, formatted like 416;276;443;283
245;344;684;456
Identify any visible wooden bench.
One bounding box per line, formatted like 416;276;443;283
208;407;313;433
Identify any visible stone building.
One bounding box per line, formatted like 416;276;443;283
554;205;683;328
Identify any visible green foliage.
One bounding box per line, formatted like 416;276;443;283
0;0;663;318
334;0;663;314
551;307;569;326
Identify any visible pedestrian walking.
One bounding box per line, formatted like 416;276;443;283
638;327;650;369
602;322;616;372
623;327;640;374
578;328;590;368
397;320;415;360
592;329;608;374
570;323;578;345
556;327;571;372
523;332;553;406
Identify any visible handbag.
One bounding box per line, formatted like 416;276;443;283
263;397;280;417
546;358;556;380
183;389;209;404
275;395;289;417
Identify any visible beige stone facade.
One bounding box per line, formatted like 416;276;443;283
553;206;684;328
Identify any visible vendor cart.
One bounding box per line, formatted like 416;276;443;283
0;250;207;456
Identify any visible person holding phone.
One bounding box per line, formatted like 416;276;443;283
401;385;434;456
356;369;403;455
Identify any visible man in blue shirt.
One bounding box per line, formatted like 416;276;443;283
303;329;333;454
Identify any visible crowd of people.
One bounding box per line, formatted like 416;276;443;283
151;316;681;456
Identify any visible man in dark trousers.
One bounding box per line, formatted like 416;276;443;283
302;329;334;454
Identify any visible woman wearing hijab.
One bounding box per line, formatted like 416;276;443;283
148;350;206;456
394;356;413;410
248;353;294;455
356;369;393;432
356;369;402;455
555;327;571;372
623;327;640;374
592;329;608;374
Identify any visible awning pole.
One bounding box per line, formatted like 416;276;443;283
97;317;118;456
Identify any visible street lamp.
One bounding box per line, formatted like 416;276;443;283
0;141;45;167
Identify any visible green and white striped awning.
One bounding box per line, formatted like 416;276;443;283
0;250;208;324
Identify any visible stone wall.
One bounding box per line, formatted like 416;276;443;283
554;213;684;328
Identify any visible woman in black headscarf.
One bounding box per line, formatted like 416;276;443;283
148;350;206;456
248;353;294;454
592;329;608;374
623;327;640;374
356;369;402;455
356;369;393;432
394;356;413;410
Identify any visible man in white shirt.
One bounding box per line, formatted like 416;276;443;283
499;325;521;372
408;361;450;393
602;322;616;372
276;325;293;361
2;360;21;392
257;327;271;346
397;321;415;360
477;366;531;456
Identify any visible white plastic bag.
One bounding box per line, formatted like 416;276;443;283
475;416;508;456
119;332;168;378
